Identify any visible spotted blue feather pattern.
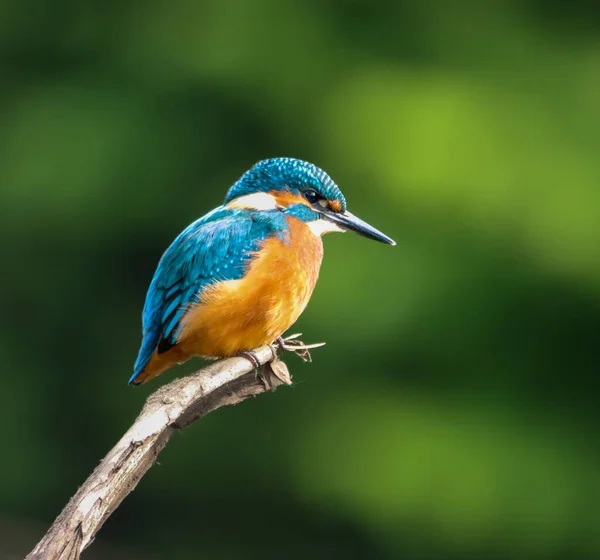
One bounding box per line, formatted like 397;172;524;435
225;157;347;212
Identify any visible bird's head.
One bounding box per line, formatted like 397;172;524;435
224;157;395;245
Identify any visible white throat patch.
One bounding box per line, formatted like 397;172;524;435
307;219;345;237
228;192;279;210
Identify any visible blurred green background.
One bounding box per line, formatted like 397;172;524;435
1;0;599;558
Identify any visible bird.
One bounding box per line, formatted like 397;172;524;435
129;157;395;385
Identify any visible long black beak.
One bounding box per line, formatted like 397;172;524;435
320;209;396;245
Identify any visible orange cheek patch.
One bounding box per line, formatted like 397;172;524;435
269;190;308;208
330;200;343;212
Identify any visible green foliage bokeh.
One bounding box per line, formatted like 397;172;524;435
1;1;599;558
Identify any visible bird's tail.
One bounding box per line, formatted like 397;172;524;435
129;344;185;385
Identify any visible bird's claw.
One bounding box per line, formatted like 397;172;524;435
237;350;262;370
238;334;324;391
236;350;291;390
273;333;326;363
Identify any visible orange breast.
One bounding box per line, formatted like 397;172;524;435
177;216;324;358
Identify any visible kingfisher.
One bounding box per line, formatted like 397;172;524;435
129;157;395;385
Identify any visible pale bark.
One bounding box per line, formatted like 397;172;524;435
26;346;290;560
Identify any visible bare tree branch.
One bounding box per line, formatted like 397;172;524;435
26;345;290;560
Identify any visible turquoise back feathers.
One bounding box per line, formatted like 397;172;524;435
131;208;290;383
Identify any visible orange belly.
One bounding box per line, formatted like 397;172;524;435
140;216;323;382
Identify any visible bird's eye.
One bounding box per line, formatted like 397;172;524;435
303;189;321;204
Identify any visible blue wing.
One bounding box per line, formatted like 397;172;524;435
130;207;287;384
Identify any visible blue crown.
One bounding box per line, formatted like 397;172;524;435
224;157;347;212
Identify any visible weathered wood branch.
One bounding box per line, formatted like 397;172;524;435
26;345;290;560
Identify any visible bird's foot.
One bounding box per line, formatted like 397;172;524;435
237;350;261;370
236;350;288;390
273;333;326;363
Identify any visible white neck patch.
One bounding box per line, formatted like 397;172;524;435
228;194;345;238
228;192;279;210
307;219;345;237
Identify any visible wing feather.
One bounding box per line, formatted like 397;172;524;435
131;208;286;382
